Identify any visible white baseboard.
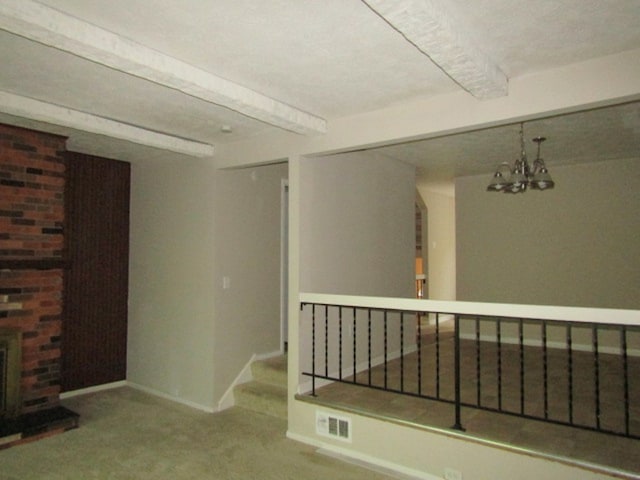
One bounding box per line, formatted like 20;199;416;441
60;352;282;414
286;430;439;480
127;382;216;413
256;349;284;361
60;380;127;399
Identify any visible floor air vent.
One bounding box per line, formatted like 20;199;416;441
316;411;352;442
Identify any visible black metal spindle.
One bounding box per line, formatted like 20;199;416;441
311;304;316;396
519;318;525;415
475;316;481;407
593;324;601;430
353;307;357;383
542;321;549;420
436;313;441;399
338;306;343;381
368;308;372;386
384;311;388;389
497;319;502;412
622;326;630;436
324;305;329;378
567;325;574;425
400;312;405;392
452;315;464;431
417;310;422;396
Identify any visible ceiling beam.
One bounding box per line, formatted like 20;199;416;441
0;91;215;157
0;0;326;135
362;0;508;99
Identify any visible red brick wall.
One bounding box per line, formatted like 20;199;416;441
0;123;66;414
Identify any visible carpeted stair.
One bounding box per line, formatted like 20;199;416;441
234;355;288;419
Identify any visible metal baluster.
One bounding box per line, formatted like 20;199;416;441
436;312;441;399
384;311;388;390
368;309;372;386
338;306;343;381
400;311;405;393
497;318;502;412
311;304;316;396
519;318;525;415
542;321;549;420
567;325;574;425
593;324;601;430
452;315;464;431
325;305;329;378
476;316;481;407
417;310;422;396
353;307;357;384
622;326;630;436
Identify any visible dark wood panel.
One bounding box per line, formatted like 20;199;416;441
62;152;130;391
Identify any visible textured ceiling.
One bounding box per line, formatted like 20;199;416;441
0;0;639;179
373;101;640;184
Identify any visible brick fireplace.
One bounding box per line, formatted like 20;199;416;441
0;123;78;448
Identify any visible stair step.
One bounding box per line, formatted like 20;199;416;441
251;355;287;388
235;381;287;419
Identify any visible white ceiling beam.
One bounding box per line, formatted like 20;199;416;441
0;91;215;157
362;0;508;99
0;0;326;135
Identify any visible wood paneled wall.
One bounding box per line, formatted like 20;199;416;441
63;152;130;391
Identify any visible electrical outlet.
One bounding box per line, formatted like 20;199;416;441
444;467;462;480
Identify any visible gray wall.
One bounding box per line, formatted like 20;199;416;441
128;156;217;408
300;152;415;297
456;158;640;309
298;152;416;382
212;163;286;400
128;157;285;410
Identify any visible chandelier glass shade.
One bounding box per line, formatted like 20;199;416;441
487;123;555;193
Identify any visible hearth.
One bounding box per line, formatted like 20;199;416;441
0;328;21;419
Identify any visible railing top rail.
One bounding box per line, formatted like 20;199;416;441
299;293;640;326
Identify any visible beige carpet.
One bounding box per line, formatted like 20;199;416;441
0;387;396;480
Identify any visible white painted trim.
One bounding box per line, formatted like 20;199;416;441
61;380;216;413
0;0;326;135
299;293;640;326
60;380;127;399
256;349;285;362
127;382;216;413
286;431;439;480
0;91;214;157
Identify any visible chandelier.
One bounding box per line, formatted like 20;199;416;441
487;123;555;193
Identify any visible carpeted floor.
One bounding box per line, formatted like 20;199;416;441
0;387;396;480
